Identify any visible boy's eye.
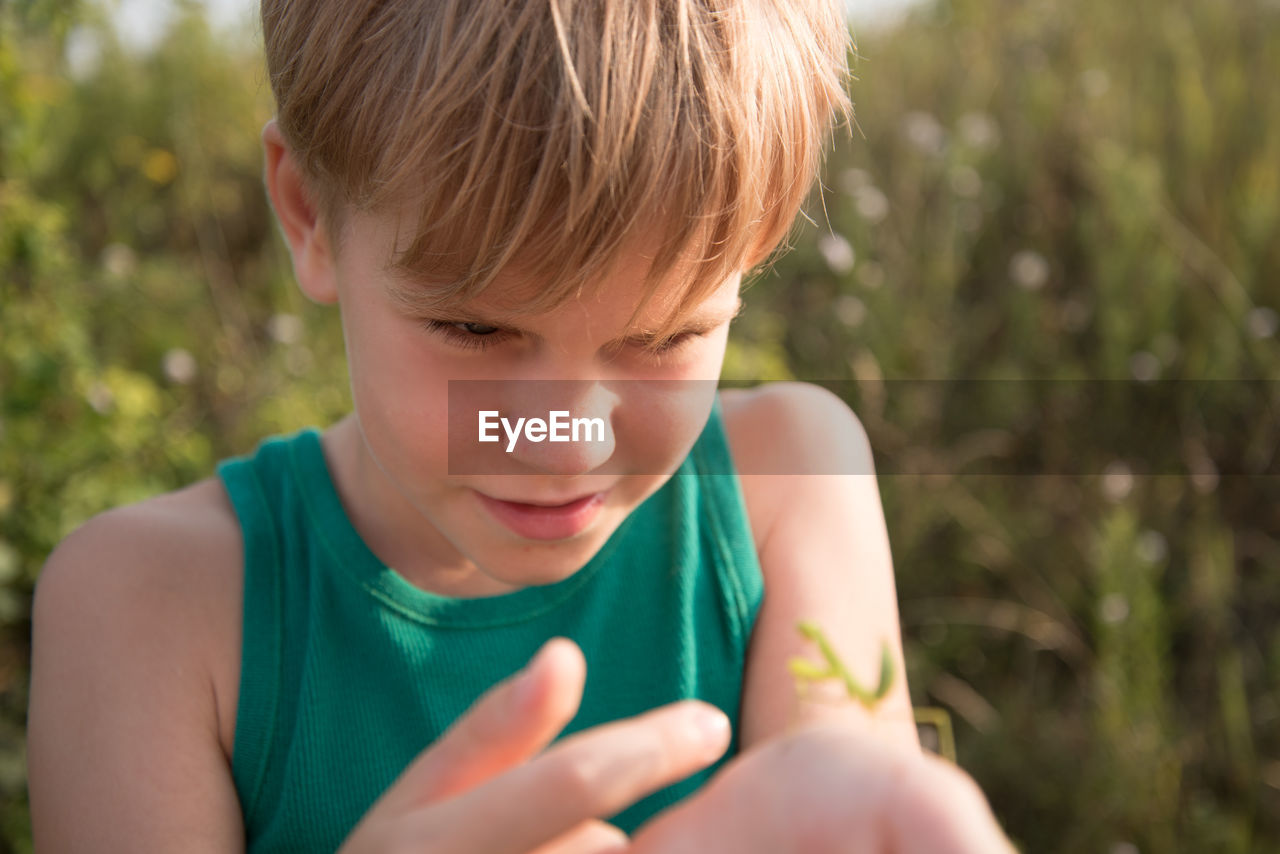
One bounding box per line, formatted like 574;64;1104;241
453;321;501;336
419;317;705;359
419;319;509;351
646;332;699;355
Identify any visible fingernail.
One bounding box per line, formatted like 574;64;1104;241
687;704;731;757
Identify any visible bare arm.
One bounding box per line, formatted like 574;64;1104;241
621;385;1016;854
731;382;919;750
27;505;245;852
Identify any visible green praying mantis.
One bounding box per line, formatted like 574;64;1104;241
788;620;956;761
787;620;895;709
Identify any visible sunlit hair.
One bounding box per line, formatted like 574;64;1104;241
262;0;853;343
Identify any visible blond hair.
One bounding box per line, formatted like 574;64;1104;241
262;0;852;341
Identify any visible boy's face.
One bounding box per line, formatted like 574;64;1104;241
301;203;742;596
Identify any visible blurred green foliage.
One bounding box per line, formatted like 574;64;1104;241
3;0;1279;851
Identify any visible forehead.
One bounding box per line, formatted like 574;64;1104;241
468;259;743;328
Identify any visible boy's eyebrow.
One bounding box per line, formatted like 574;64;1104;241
415;295;745;344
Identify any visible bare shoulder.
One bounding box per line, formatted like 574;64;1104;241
718;382;873;551
35;477;245;752
28;477;246;850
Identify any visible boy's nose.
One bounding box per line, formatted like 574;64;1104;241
504;380;620;476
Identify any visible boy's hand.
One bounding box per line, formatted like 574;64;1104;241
626;718;1016;854
337;637;732;854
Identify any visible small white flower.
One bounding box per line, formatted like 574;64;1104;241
1009;250;1050;291
1102;460;1134;501
1082;69;1111;98
65;26;103;81
833;295;867;328
1129;351;1160;383
1136;530;1168;564
269;313;305;344
1191;463;1219;495
1247;306;1278;339
163;348;198;385
902;111;946;156
957;112;1000;150
817;233;856;275
101;243;137;278
1099;593;1130;625
854;185;889;223
86;381;115;414
1188;448;1219;494
839;168;873;195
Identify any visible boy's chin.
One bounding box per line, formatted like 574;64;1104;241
477;531;616;587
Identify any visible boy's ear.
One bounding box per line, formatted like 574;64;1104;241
261;119;339;305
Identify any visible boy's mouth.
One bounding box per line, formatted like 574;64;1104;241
474;490;607;540
488;492;602;508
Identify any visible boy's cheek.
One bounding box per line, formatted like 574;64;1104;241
350;388;453;481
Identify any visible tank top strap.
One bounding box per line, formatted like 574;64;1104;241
215;436;296;822
688;393;765;657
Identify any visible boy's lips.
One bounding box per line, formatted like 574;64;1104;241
474;489;608;540
483;492;603;508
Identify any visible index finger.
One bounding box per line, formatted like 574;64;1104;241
411;699;732;854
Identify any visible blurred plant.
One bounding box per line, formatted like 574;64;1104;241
2;3;349;848
751;0;1280;850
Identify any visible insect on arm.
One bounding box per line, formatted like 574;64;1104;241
787;620;895;709
789;620;957;761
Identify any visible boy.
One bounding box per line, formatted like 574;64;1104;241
27;0;1013;851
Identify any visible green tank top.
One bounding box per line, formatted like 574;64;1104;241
215;396;764;852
